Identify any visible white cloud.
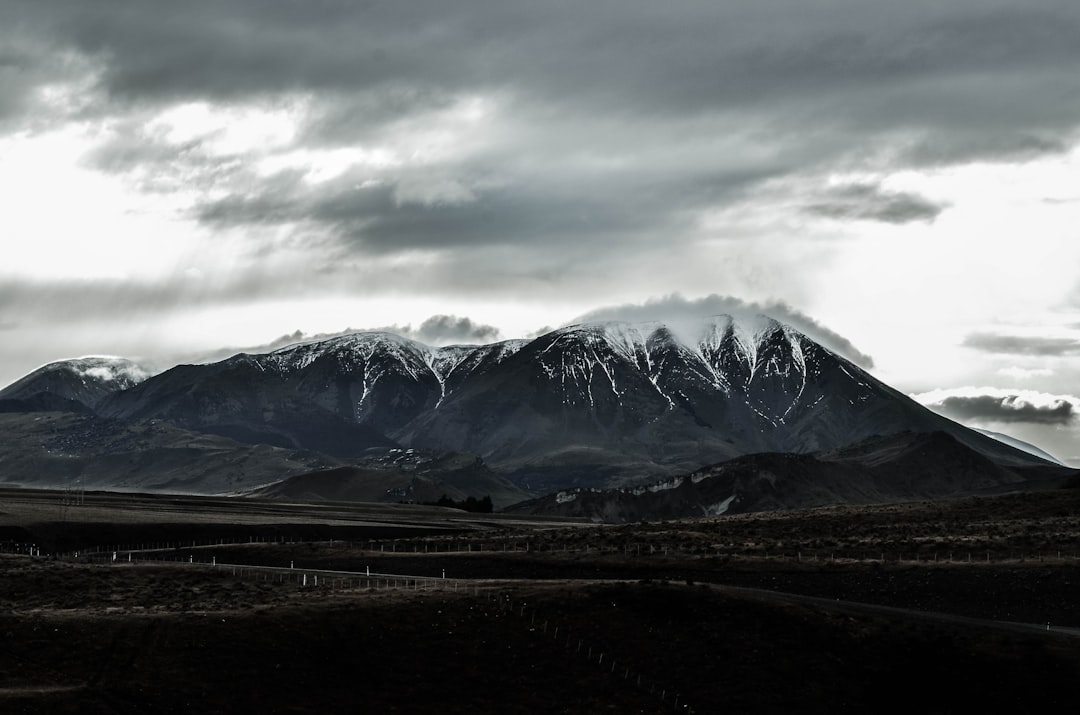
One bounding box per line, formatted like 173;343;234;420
148;99;302;156
257;146;401;184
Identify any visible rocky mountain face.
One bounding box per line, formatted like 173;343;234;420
509;432;1078;523
86;316;1049;493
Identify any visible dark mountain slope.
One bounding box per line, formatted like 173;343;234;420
98;343;407;456
249;450;530;508
509;431;1073;522
0;393;95;415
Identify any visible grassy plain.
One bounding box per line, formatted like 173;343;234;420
3;487;1080;713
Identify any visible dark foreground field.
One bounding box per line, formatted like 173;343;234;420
3;488;1080;713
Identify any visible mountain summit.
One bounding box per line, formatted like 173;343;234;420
92;315;1047;491
0;356;150;412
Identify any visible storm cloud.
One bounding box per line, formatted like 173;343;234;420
916;388;1078;425
12;2;1080;134
413;315;501;345
963;333;1080;356
933;395;1074;424
6;0;1080;273
352;316;503;347
806;183;946;224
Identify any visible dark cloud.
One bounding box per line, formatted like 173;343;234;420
0;30;92;129
963;333;1080;356
356;316;502;346
190;153;771;257
806;183;946;224
3;0;1077;308
574;294;875;368
929;394;1075;425
196;181;657;252
19;1;1075;128
7;1;1080;232
415;315;500;344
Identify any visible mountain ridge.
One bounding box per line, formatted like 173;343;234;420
96;316;1052;487
1;315;1060;505
509;431;1077;523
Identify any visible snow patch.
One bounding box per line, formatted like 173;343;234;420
629;476;685;495
706;494;736;515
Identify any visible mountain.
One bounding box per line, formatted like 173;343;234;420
95;316;1053;493
509;431;1079;522
0;357;150;411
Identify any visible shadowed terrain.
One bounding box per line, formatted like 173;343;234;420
3;488;1080;712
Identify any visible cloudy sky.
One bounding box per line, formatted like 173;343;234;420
3;1;1080;463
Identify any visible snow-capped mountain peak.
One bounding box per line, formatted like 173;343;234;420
0;356;152;409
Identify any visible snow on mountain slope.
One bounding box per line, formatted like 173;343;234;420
59;316;1056;491
248;331;433;379
0;356;151;409
430;340;529;401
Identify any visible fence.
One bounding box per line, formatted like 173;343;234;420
2;542;697;710
44;535;1080;567
481;588;694;713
